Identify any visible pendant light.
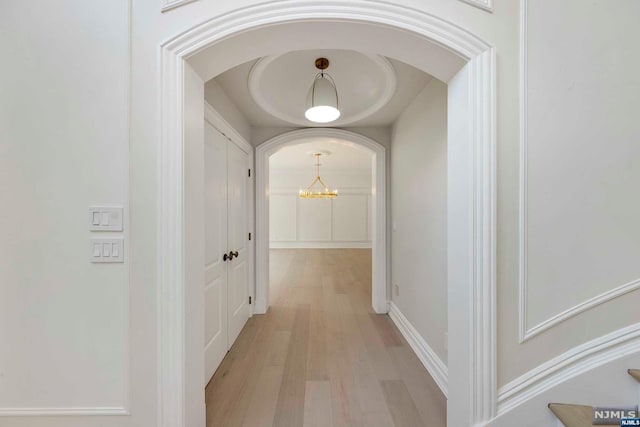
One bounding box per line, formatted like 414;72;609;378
299;153;339;199
305;58;340;123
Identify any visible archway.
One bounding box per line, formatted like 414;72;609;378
158;3;496;426
255;128;388;314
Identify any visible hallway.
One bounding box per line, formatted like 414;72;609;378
205;249;446;427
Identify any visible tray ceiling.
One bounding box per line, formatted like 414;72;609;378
213;49;434;128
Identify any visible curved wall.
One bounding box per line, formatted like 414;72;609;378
497;0;640;391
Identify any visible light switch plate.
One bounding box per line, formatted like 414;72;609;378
89;206;123;231
90;237;124;263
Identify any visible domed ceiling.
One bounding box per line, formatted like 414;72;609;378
212;49;433;128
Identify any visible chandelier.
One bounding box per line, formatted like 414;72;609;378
299;153;338;199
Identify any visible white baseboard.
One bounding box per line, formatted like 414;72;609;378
0;407;129;416
269;241;372;249
388;302;448;397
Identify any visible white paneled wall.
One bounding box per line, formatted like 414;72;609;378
332;195;369;242
497;0;640;388
269;168;372;248
297;197;333;242
269;195;297;241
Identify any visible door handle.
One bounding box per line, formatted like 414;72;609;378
224;251;238;261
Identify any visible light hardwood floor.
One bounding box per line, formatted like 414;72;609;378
205;249;446;427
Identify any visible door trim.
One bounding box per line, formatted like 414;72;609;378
159;3;496;426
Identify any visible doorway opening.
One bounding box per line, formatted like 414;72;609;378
159;4;496;426
266;136;377;313
256;129;387;314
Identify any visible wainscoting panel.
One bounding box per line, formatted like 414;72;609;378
332;194;369;242
270;190;371;248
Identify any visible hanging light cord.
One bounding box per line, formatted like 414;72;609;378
304;154;330;192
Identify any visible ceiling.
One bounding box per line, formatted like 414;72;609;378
269;138;373;170
214;49;433;128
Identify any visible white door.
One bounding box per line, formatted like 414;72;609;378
226;141;251;346
204;123;229;382
204;122;251;383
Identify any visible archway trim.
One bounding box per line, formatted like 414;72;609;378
255;128;388;315
158;2;496;426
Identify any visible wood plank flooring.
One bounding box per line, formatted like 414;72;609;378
205;249;446;427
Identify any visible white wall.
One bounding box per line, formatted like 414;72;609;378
204;80;252;143
390;79;448;365
0;0;137;423
3;0;640;425
269;168;372;248
498;0;640;387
